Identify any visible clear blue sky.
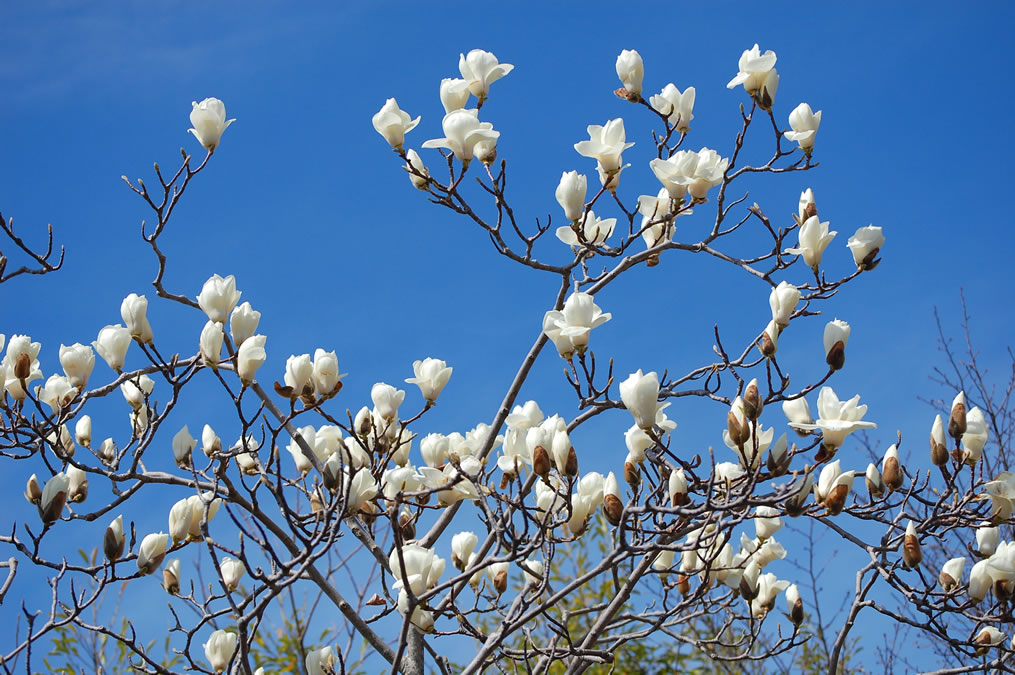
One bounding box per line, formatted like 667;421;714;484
1;1;1013;670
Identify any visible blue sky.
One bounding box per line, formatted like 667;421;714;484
2;1;1013;671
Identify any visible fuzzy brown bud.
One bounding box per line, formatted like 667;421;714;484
532;446;551;478
903;533;922;569
14;352;31;380
825;341;845;371
824;484;850;516
676;574;691;597
624;461;640;487
564;446;579;477
949;401;967;441
163;567;180;595
493;570;508;595
743;382;763;421
930;438;949;467
727;411;750;449
789;596;804;625
603;493;623;526
882;456;903;491
24;475;42;505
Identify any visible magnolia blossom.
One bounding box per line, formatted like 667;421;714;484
751;573;790;618
625;425;654;464
542;291;612;357
197;274;242;324
714;461;746;489
451;531;478;570
865;463;885;498
619;370;668;430
371;98;420;149
440;77;470;113
814;460;855;514
120;374;154;410
823;319;850;371
684;148;729;200
555;170;587;222
789;386;877;450
371;382;405;421
786;584;804;624
782;396;812;429
59;343;94;389
726;44;779;107
975;627;1006;651
458;49;514;99
202;424;221;456
389;543;445;596
668;468;688;506
939;556;966;591
306;646;337;675
574;118;634;182
615;49;644;96
203;629;237;673
637;188;680;249
237;335;267;385
754;506;783;540
404;149;429;190
188;98;235;152
962;407;989;465
3;334;43;400
312;348;342;395
405;358;453;403
36;375;75;413
649;84;695;132
163;558;181;594
137;532;168;574
120;293;153;343
769;281;800;329
968;559;993;602
847;225;885;270
785;215;836;269
759;319;779;358
66;464;87;502
104;514;124;561
556;209;616;247
219;557;246;592
284;353;314;395
422;109;499;162
199;321;224;367
74;415;91;447
648;151;697;200
229;302;260;346
784;103;822;153
40;473;69;523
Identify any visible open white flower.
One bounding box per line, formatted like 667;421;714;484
784;103;822;153
650;84;695;132
615;49;644;96
542;292;611;357
405;358;453;403
790;387;876;449
459;49;514;99
197;274;242;324
556;209;615;247
188;98;235;152
847;225;885;270
574;118;635;179
785;215;836;269
421;109;499;162
371;98;420;149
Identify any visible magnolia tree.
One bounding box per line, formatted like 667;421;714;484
0;44;1010;675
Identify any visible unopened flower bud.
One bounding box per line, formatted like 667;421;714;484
823;319;849;371
104;515;124;562
759;320;778;358
493;569;508;595
948;392;966;441
786;584;804;625
25;474;42;505
532;445;551;478
40;473;69;524
163;558;181;594
865;463;885;499
881;445;903;491
902;521;921;568
929;414;948;466
624;461;640;487
564;446;579;477
938;557;965;592
743;379;763;421
75;416;92;448
676;573;691;597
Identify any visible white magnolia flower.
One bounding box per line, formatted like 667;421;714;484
405;358;453;403
120;374;154;410
785;215;836;269
451;531;478;570
36;375;75;413
555;170;587;222
650;84;695;132
39;472;69;523
814;459;855;512
74;415;92;447
726;44;779;107
188;98;235;152
615;49;644;96
229;302;261;346
620;370;669;430
171;424;195;469
59;343;95;389
237;335;267;385
197;274;242;324
962;407;989;465
440;77;470;113
790;387;876;449
769;281;800;329
405;149;429;189
284;353;314;395
371;382;405;421
421;109;499;162
312;348;342;396
939;556;966;591
557;209;615;247
459;49;514;99
824;318;850;370
371;98;420;149
202;629;237;673
847;225;885;270
685;148;729;200
88;325;128;375
199;321;224;367
648;151;697;200
542;292;612;358
137;532;169;574
574;118;635;180
120;293;154;343
306;646;336;675
754;506;783;540
977;524;1000;556
219;557;246;592
784;103;822;153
